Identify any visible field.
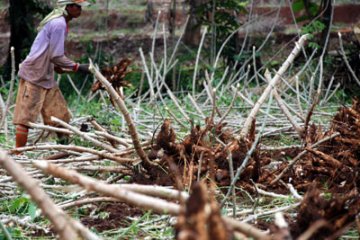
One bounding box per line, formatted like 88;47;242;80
0;1;360;239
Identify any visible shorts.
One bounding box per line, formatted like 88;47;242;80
13;79;71;127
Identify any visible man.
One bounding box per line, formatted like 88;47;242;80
13;0;91;150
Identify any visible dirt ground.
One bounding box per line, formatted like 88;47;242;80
81;202;144;231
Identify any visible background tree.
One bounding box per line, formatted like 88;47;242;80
2;0;50;80
183;0;208;46
183;0;246;64
293;0;333;53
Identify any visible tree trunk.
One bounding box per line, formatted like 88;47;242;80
3;0;50;80
183;0;208;46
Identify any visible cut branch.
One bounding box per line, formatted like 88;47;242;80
265;70;304;137
239;34;308;138
271;132;340;184
33;160;268;239
51;117;119;153
0;150;100;240
11;144;134;164
89;60;155;167
33;160;180;215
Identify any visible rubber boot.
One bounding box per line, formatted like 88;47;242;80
14;125;29;154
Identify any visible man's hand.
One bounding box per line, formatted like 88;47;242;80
78;64;91;74
54;66;65;74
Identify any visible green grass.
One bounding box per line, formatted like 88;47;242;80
340;229;360;240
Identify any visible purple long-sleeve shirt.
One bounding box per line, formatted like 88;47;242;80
18;16;76;89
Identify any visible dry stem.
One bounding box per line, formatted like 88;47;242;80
271;132;340;184
239;34;308;139
51;116;119;153
11;144;134;164
0;150;100;240
33;160;268;239
265;70;304;137
33;160;180;215
89;60;154;167
0;47;15;129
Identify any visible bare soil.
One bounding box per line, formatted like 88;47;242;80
81;202;144;231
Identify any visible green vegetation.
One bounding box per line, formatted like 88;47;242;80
301;20;326;49
194;0;248;64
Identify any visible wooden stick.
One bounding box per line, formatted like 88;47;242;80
33;160;180;215
95;131;130;148
89;60;155;167
338;32;360;87
150;10;161;84
167;89;191;122
287;183;303;200
72;165;132;174
0;150;100;240
264;70;304;137
222;217;270;240
51;116;119;153
66;75;81;97
58;197;119;209
241;203;300;223
11;145;134;164
0;93;5;130
119;184;189;201
192;26;208;96
270;132;340;184
89;118;107;132
294;76;305;117
140;48;155;100
187;94;206;119
219;84;240;124
165;107;187;129
0;47;15;129
28;122;73;135
239;35;308;138
33;160;269;240
59;183;189;205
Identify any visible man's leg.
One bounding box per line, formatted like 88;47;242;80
42;86;72;144
13;79;46;150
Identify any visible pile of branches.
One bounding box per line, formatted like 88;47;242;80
1;35;360;239
147;99;360;239
149;99;360;239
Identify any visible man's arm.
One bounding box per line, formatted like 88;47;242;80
49;23;90;74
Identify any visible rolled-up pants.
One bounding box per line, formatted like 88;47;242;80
13;79;71;127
